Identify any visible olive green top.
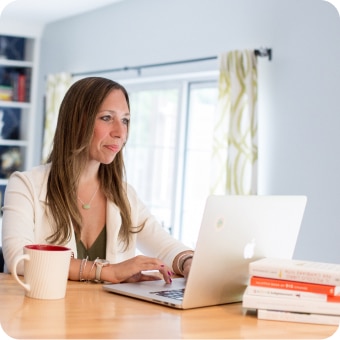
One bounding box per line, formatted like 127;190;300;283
76;226;106;260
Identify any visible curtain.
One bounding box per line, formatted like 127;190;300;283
42;73;72;163
210;50;258;195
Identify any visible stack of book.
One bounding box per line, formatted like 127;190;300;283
242;257;340;325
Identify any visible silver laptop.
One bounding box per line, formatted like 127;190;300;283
103;195;307;309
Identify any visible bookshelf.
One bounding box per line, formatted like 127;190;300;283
0;34;37;237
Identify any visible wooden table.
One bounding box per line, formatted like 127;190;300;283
0;273;338;339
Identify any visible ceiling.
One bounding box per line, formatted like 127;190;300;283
1;0;340;27
1;0;124;26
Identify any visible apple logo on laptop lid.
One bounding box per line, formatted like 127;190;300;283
243;239;256;259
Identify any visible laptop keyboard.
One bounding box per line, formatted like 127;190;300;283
151;288;185;301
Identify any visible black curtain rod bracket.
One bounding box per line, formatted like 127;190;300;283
254;48;272;61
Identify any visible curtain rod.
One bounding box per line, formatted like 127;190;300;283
72;48;272;77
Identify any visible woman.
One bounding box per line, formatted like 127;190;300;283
2;77;193;283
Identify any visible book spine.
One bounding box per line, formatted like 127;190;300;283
247;285;328;301
18;74;26;102
327;295;340;303
249;261;340;286
11;72;18;102
257;309;340;326
250;276;340;296
24;69;31;102
242;288;340;316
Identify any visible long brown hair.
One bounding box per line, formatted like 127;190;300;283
45;77;134;248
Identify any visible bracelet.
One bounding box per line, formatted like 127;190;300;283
87;257;99;283
79;256;88;282
177;252;194;275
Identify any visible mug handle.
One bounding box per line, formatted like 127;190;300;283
12;254;31;292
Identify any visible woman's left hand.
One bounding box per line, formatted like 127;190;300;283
109;255;174;284
123;271;169;283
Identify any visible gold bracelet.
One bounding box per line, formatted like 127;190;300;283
87;257;99;283
177;252;194;275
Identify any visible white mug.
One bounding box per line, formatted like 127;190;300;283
12;244;72;300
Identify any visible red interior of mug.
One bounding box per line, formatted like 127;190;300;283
25;244;71;251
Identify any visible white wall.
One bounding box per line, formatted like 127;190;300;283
35;0;340;263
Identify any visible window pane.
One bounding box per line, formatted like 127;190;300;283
121;77;218;247
180;82;218;247
124;86;180;232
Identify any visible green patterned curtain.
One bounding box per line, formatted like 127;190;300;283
42;73;72;163
210;50;258;194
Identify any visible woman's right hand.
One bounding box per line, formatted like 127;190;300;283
102;255;173;284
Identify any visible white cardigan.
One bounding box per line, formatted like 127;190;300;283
2;164;190;274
